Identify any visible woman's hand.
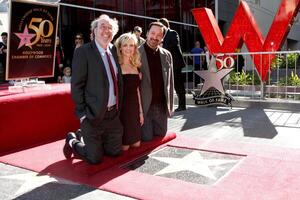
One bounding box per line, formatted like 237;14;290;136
139;113;144;125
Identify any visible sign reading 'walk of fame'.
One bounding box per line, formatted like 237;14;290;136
125;146;244;185
193;56;234;106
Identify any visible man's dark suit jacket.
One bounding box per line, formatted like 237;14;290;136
162;29;185;70
139;44;174;117
0;42;7;67
71;40;123;123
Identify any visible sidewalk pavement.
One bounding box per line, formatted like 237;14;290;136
1;105;300;200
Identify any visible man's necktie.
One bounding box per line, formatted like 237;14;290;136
105;51;119;109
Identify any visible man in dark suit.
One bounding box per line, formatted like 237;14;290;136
63;14;123;164
139;22;174;141
158;18;186;112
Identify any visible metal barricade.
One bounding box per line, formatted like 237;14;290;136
182;51;300;103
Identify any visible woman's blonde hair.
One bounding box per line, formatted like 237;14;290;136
115;32;141;69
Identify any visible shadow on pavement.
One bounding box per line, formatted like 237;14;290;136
173;106;278;139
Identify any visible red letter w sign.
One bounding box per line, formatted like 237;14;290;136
192;0;300;81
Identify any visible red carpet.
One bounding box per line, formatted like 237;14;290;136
0;133;176;176
0;84;79;155
1;135;300;200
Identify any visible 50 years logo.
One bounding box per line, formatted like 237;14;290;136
13;7;55;50
27;18;54;46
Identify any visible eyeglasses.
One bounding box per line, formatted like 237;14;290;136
75;37;83;40
99;24;113;31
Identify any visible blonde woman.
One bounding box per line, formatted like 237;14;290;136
115;32;143;151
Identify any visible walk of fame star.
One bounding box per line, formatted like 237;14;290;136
194;57;234;95
152;151;239;180
14;25;36;49
126;147;243;185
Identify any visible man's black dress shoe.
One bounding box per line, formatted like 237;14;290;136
175;107;186;112
75;129;83;142
63;132;76;159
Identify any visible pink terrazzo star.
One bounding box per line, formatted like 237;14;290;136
14;25;36;49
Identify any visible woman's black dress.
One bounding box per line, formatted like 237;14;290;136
120;74;141;145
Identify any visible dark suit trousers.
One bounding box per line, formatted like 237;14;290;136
74;109;123;164
141;104;168;141
174;67;186;107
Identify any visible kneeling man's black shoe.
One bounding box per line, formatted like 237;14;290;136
175;107;186;112
75;129;83;142
63;132;76;159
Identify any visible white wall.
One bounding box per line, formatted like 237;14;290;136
0;12;8;40
0;1;8;42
